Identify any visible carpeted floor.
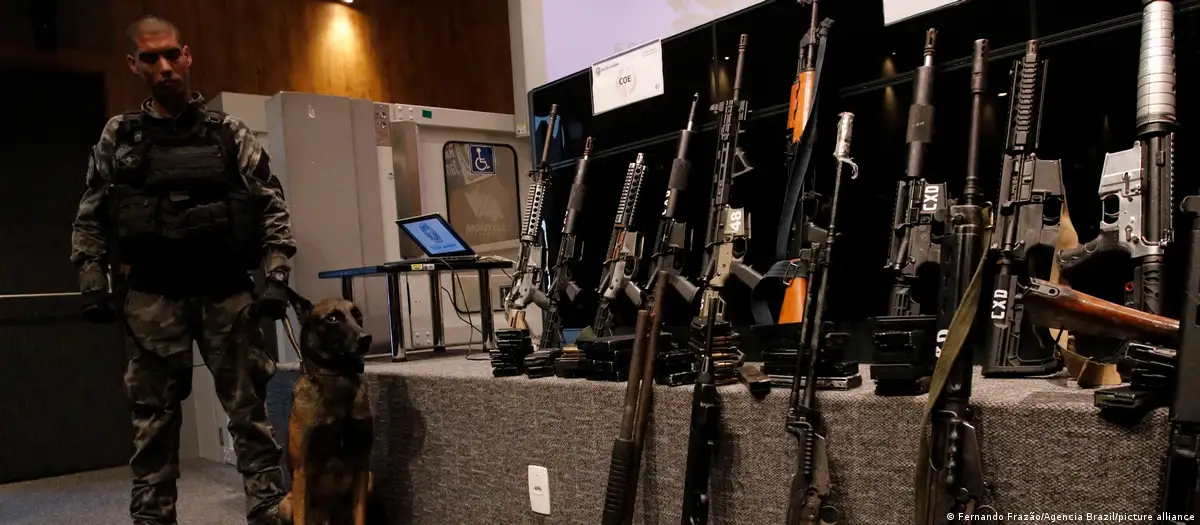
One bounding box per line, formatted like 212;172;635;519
0;458;247;525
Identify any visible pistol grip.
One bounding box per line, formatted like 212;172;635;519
1058;233;1128;277
529;288;552;311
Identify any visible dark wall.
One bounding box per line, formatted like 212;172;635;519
0;68;131;483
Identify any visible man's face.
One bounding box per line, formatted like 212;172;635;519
126;30;192;100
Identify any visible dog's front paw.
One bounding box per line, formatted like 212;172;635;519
277;493;293;524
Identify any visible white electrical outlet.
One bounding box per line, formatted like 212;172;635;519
528;465;551;515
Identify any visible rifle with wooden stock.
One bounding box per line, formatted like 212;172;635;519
760;0;833;328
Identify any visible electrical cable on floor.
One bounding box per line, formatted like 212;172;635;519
434;258;495;361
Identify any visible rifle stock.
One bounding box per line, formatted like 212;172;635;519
779;0;828;324
1022;278;1178;345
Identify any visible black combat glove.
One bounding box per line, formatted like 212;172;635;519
257;270;290;320
79;267;116;323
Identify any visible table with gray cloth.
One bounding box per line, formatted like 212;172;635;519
265;358;1169;525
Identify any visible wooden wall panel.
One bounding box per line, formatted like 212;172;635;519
0;0;514;116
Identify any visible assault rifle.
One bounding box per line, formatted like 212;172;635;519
505;104;558;330
770;0;832;326
980;40;1065;377
919;40;991;525
592;153;650;337
525;137;595;377
633;95;701;323
871;29;948;395
1161;194;1200;523
784;111;857;525
1059;0;1176;316
680;33;757;525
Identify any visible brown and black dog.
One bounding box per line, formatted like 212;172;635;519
278;290;375;525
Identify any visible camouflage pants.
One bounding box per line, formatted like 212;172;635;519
122;289;284;525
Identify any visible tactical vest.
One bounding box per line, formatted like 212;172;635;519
106;109;262;269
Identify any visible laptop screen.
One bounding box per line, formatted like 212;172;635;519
399;215;471;256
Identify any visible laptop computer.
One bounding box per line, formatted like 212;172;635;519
396;213;477;260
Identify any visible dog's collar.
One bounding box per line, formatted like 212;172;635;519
300;359;365;377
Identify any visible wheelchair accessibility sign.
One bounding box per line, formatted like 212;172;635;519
469;144;495;175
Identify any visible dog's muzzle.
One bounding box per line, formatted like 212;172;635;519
357;333;372;354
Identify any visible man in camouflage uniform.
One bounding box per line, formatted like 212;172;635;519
70;16;292;525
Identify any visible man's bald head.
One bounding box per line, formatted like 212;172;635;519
125;15;192;108
126;16;181;55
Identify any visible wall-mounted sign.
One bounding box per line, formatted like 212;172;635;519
883;0;966;25
590;39;665;116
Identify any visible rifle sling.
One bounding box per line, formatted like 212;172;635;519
752;20;832;326
773;19;833;263
1048;199;1121;386
913;208;992;524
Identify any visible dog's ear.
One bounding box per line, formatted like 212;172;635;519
284;286;314;320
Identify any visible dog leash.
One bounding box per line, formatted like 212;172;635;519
280;315;303;362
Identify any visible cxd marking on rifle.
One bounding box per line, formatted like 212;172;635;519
871;28;947;397
979;38;1065;378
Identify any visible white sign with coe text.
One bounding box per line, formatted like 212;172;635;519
590;39;665;116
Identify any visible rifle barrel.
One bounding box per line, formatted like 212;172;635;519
964;39;987;206
733;35;748;100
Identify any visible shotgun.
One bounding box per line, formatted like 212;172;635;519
600;273;669;525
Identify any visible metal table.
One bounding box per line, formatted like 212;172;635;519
318;258;514;361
